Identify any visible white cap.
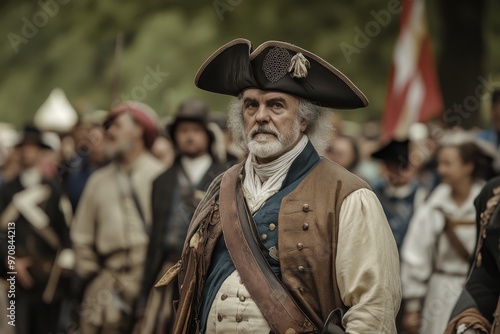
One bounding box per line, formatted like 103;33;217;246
34;88;78;133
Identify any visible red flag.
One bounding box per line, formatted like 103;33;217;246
383;0;443;141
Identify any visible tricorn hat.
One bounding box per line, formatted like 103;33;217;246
371;139;410;167
15;124;52;150
195;38;368;109
168;99;215;147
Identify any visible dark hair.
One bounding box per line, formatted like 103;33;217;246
440;142;493;180
492;89;500;105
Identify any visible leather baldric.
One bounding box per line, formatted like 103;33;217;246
219;164;319;334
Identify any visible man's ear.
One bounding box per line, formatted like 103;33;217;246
300;118;308;132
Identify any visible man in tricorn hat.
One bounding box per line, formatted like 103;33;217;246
370;139;426;251
136;99;228;333
71;101;164;333
0;124;72;334
156;39;401;333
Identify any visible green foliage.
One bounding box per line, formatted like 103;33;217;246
0;0;498;129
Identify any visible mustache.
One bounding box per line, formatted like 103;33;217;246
249;125;279;138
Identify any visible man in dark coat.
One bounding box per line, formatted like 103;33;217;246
137;99;228;333
0;124;72;334
445;176;500;334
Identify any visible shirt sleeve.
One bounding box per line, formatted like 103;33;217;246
400;202;441;312
336;188;401;334
70;175;100;280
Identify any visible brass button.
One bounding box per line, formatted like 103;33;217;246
297;243;304;250
298;265;305;272
285;329;296;334
302;203;310;212
261;233;268;241
217;313;223;322
302;223;309;230
269;223;276;231
239;295;246;302
221;294;228;301
235;315;243;323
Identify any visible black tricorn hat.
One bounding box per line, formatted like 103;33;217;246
15;124;51;150
195;38;368;109
371;139;410;166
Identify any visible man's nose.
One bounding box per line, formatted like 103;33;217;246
255;105;270;123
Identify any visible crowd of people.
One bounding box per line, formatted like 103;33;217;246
0;38;499;334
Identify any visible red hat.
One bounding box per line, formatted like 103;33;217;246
103;101;159;149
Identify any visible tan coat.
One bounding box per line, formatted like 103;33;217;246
71;152;164;330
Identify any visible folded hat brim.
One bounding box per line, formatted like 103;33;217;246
195;38;368;110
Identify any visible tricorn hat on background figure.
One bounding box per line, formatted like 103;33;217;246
15;124;52;150
371;139;410;167
168;99;215;147
195;38;368;109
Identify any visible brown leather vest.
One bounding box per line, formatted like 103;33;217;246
277;159;369;328
164;159;370;333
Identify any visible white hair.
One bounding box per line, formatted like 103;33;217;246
227;96;332;153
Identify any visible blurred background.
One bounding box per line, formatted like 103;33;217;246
0;0;499;127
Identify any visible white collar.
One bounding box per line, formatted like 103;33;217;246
20;167;42;188
243;135;308;213
181;154;212;186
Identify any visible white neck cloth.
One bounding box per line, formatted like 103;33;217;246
243;135;308;213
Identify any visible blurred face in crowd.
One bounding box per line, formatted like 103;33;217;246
324;137;356;170
384;162;413;187
492;102;500;131
242;89;307;163
19;143;43;169
152;136;174;167
72;124;106;164
437;146;473;187
175;121;210;159
104;113;143;161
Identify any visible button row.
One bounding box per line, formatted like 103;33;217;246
217;314;244;323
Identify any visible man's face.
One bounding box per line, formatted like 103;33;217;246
325;137;355;170
437;146;473;186
242;89;307;162
104;113;142;160
19;143;42;169
384;162;413;187
174;121;210;158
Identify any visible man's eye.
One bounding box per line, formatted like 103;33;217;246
245;103;257;109
272;103;284;108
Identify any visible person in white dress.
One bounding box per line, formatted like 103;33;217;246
401;135;493;334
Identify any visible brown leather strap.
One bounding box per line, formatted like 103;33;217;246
219;164;318;334
493;295;500;334
443;216;471;263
